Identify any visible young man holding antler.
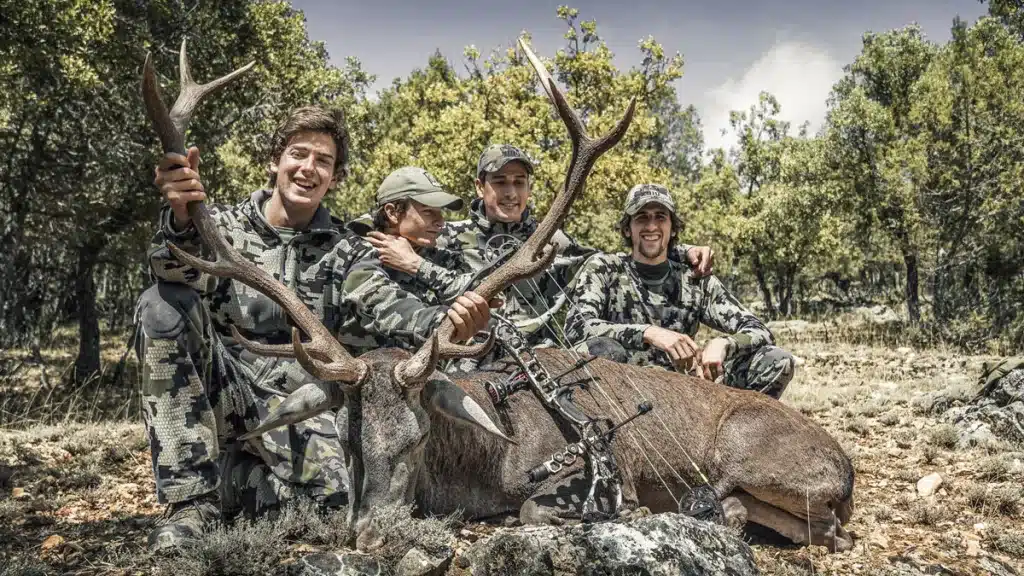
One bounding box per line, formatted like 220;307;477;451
137;107;494;551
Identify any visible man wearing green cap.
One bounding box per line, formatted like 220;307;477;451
340;166;497;353
434;144;717;363
564;184;795;399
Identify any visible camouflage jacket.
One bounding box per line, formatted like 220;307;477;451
434;198;599;347
564;252;774;368
147;190;450;390
339;217;477;353
436;198;696;348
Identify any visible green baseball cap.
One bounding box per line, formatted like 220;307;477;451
623;183;677;216
375;166;464;210
477;144;534;178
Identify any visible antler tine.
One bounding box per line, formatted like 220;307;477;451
142;40;367;387
436;329;497;359
168;39;256;152
415;37;634;365
396;334;440;388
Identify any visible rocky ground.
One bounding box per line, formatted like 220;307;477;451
1;321;1022;575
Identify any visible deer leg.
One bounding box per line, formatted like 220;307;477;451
733;492;853;553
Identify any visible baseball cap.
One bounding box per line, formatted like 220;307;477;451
375;166;463;210
477;144;534;178
623;183;676;216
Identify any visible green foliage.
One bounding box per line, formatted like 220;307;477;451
333;8;692;252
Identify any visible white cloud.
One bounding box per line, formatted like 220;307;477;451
699;41;844;152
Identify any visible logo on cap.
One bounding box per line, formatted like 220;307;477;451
422;169;442;188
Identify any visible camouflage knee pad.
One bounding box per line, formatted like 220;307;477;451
573;337;629;364
220;445;348;520
724;345;796;399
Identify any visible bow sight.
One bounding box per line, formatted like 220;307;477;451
482;316;653;520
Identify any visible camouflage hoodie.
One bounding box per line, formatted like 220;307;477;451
147;189;450;392
338;215;477;353
435;197;595;347
564;252;774;368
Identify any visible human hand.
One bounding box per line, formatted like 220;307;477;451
643;326;699;372
155;146;204;230
366;231;423;274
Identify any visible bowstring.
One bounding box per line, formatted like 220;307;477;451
484;233;711;499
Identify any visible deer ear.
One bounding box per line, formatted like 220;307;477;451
422;379;515;444
239;381;338;441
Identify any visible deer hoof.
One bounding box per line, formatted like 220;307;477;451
721;496;748;529
519;500;566;526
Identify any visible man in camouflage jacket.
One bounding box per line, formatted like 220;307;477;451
340;166;490;353
136;107;493;551
435;144;715;369
565;184;795;399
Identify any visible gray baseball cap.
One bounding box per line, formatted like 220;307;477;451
623;183;677;216
477;144;534;177
375;166;463;210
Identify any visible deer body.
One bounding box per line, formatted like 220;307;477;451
408;349;854;551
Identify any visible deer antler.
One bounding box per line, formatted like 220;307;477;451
397;37;636;385
141;39;368;386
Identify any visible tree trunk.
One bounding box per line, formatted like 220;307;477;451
903;248;921;325
751;252;777;318
73;246;101;385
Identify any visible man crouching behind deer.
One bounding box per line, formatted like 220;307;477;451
566;184;796;399
135;106;495;552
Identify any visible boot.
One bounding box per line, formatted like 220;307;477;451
147;491;221;552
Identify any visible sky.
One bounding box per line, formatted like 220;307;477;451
289;0;989;151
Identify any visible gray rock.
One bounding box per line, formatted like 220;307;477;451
459;512;759;576
289;552;383;576
948;368;1024;446
395;546;453;576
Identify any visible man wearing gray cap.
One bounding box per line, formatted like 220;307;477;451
565;183;795;399
436;144;717;364
340;166;498;354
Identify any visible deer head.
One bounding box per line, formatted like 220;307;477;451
140;36;634;550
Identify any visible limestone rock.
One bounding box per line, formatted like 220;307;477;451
395;546;453;576
459;512;758;576
288;552;382;576
917;473;943;498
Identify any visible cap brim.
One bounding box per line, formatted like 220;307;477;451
411;191;464;211
625;198;676;216
483;157;534;176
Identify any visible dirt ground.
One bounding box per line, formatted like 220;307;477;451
1;321;1022;575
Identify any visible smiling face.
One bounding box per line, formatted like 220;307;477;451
387;200;446;248
268;130;337;211
628;204;674;264
475;161;531;223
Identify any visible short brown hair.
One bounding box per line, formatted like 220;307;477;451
267;106;350;186
372;199;411;231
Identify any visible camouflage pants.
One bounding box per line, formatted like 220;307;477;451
134;283;348;518
574;337;795;399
